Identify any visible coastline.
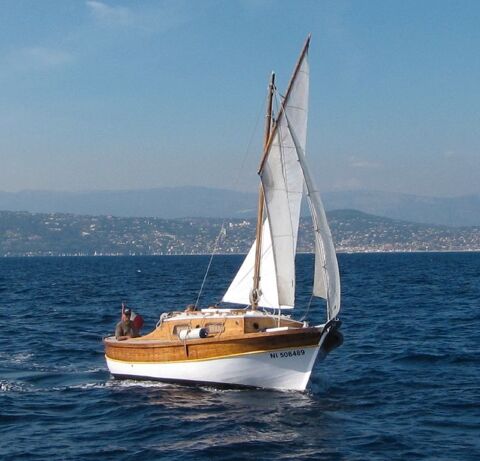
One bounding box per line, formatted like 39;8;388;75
2;249;480;258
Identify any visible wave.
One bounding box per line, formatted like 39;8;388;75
0;352;34;364
1;253;479;461
0;380;31;393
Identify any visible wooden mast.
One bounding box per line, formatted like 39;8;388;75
251;72;275;309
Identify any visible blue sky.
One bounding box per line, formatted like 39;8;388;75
0;0;479;197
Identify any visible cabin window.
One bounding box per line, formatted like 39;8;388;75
205;323;225;335
173;324;190;336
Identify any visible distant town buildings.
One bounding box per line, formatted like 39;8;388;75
0;210;479;257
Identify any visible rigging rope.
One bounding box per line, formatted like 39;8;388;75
300;293;314;322
194;223;225;309
194;91;269;308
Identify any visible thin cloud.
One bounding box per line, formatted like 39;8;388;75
86;1;133;27
85;0;190;33
443;150;456;159
239;0;275;11
348;156;382;169
332;177;364;190
6;46;74;71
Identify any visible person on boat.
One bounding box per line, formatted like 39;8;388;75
115;308;139;341
120;302;144;333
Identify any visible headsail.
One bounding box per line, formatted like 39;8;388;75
222;218;283;308
284;112;341;320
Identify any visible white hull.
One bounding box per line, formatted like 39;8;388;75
106;345;322;391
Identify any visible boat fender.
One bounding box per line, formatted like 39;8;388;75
178;328;208;341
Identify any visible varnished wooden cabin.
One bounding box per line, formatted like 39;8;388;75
104;309;322;364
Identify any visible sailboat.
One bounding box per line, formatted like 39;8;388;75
104;36;343;391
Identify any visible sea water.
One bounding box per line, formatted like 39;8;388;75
0;253;479;460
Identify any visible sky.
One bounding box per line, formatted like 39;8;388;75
0;0;479;197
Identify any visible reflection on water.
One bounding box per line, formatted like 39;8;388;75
93;375;344;456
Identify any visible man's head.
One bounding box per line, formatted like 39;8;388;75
124;308;132;319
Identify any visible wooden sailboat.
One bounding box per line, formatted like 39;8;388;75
104;36;343;391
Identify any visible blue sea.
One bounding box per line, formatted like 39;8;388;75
1;253;479;460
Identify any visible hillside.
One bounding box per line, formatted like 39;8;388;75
1;209;478;257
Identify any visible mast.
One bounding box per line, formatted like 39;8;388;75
251;72;275;309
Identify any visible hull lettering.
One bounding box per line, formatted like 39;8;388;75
269;349;305;359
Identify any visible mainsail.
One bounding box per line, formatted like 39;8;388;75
259;44;309;308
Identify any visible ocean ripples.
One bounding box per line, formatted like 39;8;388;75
1;254;479;460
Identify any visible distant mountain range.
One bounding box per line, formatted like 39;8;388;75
0;187;479;227
324;191;480;228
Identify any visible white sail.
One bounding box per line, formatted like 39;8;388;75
223;43;310;310
259;49;310;307
284;114;341;320
222;218;285;308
